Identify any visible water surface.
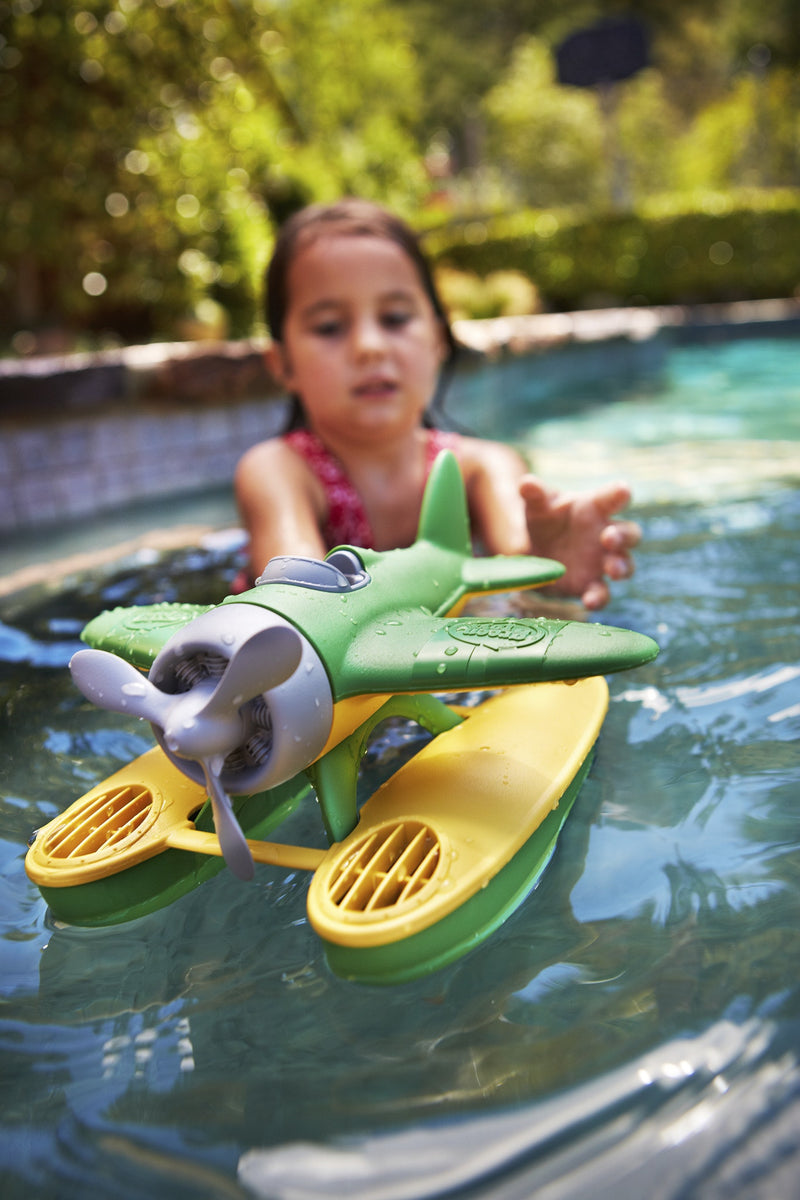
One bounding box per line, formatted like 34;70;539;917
1;335;799;1198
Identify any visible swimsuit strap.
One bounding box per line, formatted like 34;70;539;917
284;428;463;551
283;429;374;549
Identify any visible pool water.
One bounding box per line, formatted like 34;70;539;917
2;335;799;1198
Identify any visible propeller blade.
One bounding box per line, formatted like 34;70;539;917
201;759;255;881
72;629;301;881
70;648;174;726
198;625;303;722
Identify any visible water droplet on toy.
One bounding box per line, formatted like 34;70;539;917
436;663;446;675
305;662;314;674
222;632;235;645
444;646;457;656
183;718;196;730
375;629;386;636
232;694;243;707
122;681;147;697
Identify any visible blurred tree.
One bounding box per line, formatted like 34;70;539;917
672;66;800;191
395;1;727;157
2;0;797;344
614;69;684;198
483;38;607;210
397;0;800;206
0;0;424;343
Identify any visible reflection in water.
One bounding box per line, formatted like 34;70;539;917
1;337;799;1197
237;1018;798;1200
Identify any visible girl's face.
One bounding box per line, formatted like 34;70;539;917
270;234;448;445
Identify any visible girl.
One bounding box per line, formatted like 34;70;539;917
235;199;640;609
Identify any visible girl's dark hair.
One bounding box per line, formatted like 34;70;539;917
265;198;458;429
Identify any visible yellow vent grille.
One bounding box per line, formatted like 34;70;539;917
41;785;156;861
327;821;441;913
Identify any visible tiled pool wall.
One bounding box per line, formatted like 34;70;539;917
0;395;290;533
0;340;287;534
2;301;798;534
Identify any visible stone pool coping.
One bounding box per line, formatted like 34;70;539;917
2;297;800;415
452;296;800;356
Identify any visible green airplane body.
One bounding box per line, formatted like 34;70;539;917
71;451;658;883
29;451;660;966
82;451;657;692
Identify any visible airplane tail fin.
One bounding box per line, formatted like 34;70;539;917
418;450;565;597
416;450;472;554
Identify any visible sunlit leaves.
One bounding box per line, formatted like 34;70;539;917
2;0;798;342
483;38;607;210
0;0;425;339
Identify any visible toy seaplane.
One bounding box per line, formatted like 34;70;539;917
26;451;658;983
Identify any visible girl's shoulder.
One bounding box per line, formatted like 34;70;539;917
447;432;526;478
236;434;290;476
235;435;326;503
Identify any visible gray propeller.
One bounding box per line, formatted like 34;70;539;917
70;625;303;880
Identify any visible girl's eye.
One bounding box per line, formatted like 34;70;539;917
311;320;344;337
381;310;413;329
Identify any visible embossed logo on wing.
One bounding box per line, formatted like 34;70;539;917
446;619;548;652
122;604;203;630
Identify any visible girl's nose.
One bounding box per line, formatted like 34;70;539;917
351;316;386;358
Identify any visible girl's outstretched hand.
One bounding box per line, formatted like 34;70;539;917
519;476;641;610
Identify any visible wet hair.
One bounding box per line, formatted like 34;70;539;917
264;198;458;429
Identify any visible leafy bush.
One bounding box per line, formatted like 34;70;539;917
434;266;541;320
424;190;800;310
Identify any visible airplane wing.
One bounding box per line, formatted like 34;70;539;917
81;603;658;690
335;609;659;698
460;555;565;595
80;603;213;669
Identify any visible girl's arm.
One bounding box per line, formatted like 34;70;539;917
234;439;327;582
458;437;640;610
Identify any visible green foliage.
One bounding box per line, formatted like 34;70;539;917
483;38;607;209
615;69;686;198
2;0;800;345
392;0;735;150
0;0;424;342
434;266;540;320
673;68;800;191
425;191;800;310
480;35;800;213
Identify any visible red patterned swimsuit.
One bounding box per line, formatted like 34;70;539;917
283;428;460;549
233;428;461;591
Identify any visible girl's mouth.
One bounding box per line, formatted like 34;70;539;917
353;378;398;399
